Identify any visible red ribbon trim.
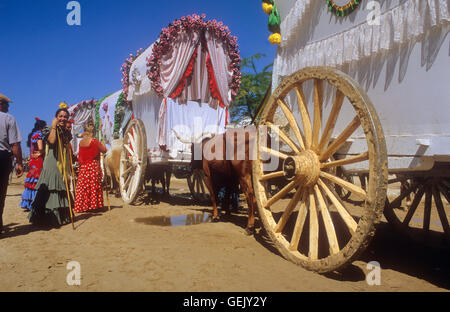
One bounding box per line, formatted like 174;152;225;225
169;46;199;99
206;52;225;108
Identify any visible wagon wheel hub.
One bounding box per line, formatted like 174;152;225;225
283;150;321;187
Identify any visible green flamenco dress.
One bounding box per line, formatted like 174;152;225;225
28;128;72;227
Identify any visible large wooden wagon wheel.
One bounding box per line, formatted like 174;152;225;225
384;174;450;248
253;67;388;273
187;168;210;204
119;118;148;204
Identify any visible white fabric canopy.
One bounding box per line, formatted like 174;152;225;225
127;44;154;101
98;90;122;146
273;0;450;91
68;100;96;155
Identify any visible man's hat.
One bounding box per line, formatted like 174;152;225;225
0;94;12;104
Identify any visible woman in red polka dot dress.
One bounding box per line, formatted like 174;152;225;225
74;121;107;213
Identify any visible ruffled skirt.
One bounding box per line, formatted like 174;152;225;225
74;159;103;213
20;157;43;210
28;150;71;227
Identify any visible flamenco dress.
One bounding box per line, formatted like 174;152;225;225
28;128;72;227
74;138;104;213
19;131;44;210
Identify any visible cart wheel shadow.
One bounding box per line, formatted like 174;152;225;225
205;206;450;288
358;221;450;289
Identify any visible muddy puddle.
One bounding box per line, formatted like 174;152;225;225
134;213;212;227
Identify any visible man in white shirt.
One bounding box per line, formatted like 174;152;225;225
0;94;23;235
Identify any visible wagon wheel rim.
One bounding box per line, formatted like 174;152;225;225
253;67;388;273
187;169;210;204
119;119;147;204
384;176;450;248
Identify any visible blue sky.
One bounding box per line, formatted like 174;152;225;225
0;0;276;155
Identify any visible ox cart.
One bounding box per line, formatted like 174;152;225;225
118;14;241;204
67;91;131;152
251;0;450;273
67;91;132;187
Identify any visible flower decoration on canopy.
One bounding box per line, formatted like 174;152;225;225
121;48;144;104
102;102;108;112
147;13;241;99
68;99;97;118
262;0;281;45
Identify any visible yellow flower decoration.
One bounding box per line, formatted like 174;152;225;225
262;2;273;14
268;33;281;45
59;102;67;109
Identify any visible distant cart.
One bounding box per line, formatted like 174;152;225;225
118;14;241;204
253;0;449;273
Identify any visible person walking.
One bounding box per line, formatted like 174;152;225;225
74;121;107;213
19;118;47;210
28;106;72;227
0;94;23;235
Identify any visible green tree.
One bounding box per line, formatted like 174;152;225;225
231;53;272;124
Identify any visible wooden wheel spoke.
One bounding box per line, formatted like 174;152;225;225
126;176;134;197
260;146;289;160
318;179;358;234
274;188;303;233
389;181;419;208
124;173;132;190
438;183;450;204
121;166;133;178
423;187;432;231
320;116;360;162
314;185;340;255
199;175;206;194
387;176;408;185
266;122;301;154
196;175;201;195
320;170;366;198
260;171;285;181
289;191;309;251
265;179;299;208
128;132;136;152
402;185;425;226
124;143;135;157
318;90;345;155
433;185;450;236
294;84;312;150
276;99;306;150
308;189;319;260
312;79;323;152
321;152;369;169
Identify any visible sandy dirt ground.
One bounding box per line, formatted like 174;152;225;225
1;175;449;292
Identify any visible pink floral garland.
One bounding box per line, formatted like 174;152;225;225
69;99;97;117
120;48;144;104
147;14;242;100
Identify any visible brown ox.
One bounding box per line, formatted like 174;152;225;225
104;138;123;197
192;126;258;235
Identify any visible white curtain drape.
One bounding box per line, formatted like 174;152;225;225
68;104;96;154
205;30;233;108
160;30;201;98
